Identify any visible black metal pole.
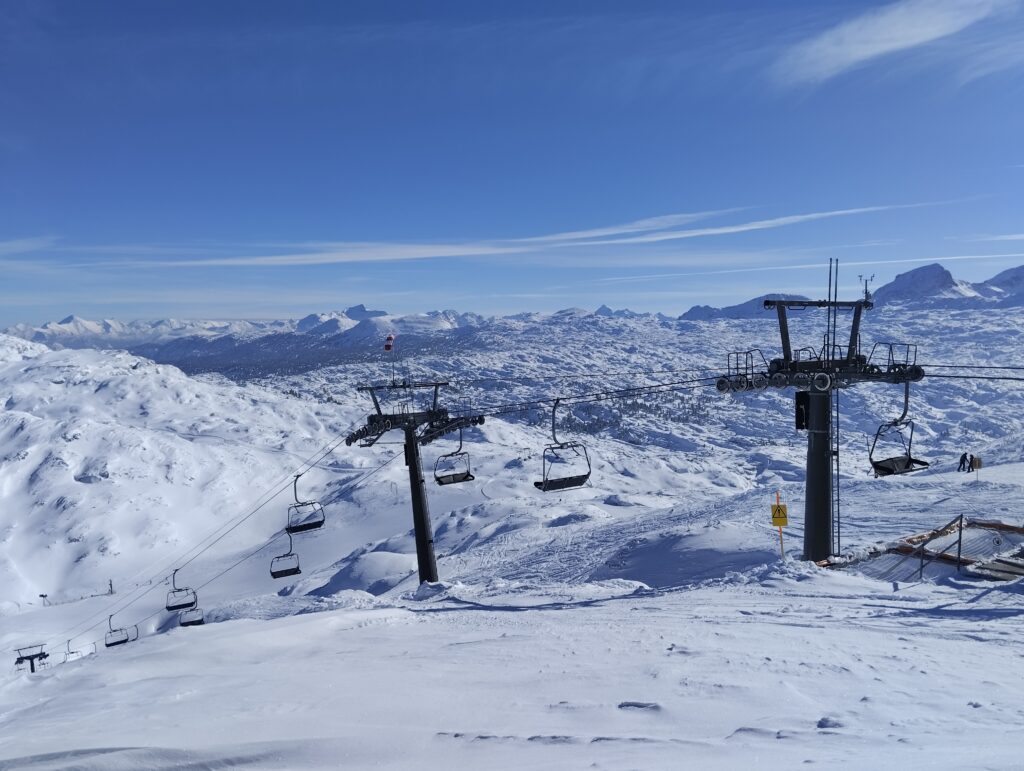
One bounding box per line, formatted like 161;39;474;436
404;426;439;583
804;390;833;562
956;514;964;572
776;305;792;365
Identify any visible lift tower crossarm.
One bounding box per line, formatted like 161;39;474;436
14;645;49;673
763;299;872;310
419;415;485;446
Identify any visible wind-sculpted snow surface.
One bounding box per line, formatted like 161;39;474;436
2;305;1024;768
0;334;381;606
3;558;1024;769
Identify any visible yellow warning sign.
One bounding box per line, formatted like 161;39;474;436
771;503;788;527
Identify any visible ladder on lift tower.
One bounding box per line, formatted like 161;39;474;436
831;386;842;557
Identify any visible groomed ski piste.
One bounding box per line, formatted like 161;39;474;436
2;304;1024;770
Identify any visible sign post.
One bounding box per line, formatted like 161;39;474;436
771;491;788;559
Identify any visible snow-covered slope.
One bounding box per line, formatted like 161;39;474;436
983;265;1024;305
3;304;1023;604
2;304;1024;769
0;335;378;606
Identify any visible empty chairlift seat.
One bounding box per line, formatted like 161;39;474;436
104;615;139;648
434;428;475;486
104;628;130;648
179;607;205;627
285;474;325;534
63;639;93;663
270;532;302;579
165;569;198;612
871;451;930;477
535;442;591;491
869;382;929;478
534;399;592;492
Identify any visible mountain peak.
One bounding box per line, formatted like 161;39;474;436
344;304;387;321
872;263;977;307
681;293;809;320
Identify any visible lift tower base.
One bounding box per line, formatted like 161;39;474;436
404;425;438;583
804;390;833;562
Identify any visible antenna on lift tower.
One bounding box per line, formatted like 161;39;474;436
715;259;925;563
858;274;875;302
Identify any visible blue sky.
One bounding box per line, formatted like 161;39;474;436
2;0;1023;325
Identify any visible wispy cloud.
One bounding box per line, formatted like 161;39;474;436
954;26;1024;82
11;201;930;271
512;208;746;243
773;0;1013;86
973;233;1024;241
86;241;526;269
567;204;926;247
0;235;59;256
68;208;746;268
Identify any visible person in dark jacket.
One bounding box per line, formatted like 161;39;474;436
958;452;969;472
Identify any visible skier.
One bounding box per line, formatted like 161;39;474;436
968;454;975;472
958;452;969;472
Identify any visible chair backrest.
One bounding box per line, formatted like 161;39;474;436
179;608;205;627
105;629;129;648
166;587;197;612
286;501;325;534
536;442;591;492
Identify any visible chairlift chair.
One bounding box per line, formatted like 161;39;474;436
869;381;930;478
63;639;95;663
270;532;302;579
286;474;326;534
434;428;475;486
104;615;138;648
534;399;592;492
179;607;205;627
165;568;198;612
63;639;82;663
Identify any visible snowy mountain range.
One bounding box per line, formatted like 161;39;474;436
8;265;1023;368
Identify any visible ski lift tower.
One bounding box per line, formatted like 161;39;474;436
715;263;924;562
345;380;484;584
14;645;49;673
